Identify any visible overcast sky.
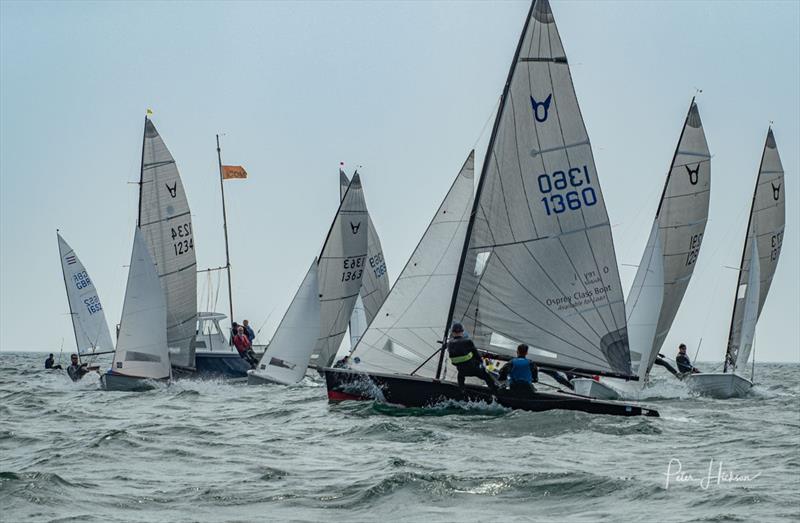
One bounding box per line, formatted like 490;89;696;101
1;1;798;362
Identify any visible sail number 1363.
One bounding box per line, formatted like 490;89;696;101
537;165;597;216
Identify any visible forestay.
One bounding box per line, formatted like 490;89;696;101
626;101;711;380
350;152;475;379
310;174;369;368
725;129;785;371
111;229;171;380
450;0;633;378
57;233;114;355
253;259;321;384
138;118;197;369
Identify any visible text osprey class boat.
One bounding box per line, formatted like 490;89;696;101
325;0;659;417
685;129;785;398
573;100;711;400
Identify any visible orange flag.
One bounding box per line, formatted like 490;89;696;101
222;165;248;180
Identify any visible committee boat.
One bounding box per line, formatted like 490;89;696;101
685;129;785;398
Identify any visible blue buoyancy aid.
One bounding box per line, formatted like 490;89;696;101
509;357;532;384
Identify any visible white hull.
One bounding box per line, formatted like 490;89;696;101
247;369;288;386
683;372;753;399
571;378;621;400
100;372;167;391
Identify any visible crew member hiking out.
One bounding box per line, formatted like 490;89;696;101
653;353;680;377
446;323;498;391
66;354;89;382
675;343;700;374
498;344;538;394
233;326;258;369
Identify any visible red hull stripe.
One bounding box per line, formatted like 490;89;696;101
327;389;366;402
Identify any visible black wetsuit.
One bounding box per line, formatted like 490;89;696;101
653;355;679;377
67;363;88;382
447;338;497;390
540;368;574;390
44;357;62;370
675;354;696;374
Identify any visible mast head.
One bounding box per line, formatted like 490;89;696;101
533;0;554;24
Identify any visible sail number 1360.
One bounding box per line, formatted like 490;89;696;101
537;165;597;216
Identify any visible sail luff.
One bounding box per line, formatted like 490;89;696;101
437;1;539;380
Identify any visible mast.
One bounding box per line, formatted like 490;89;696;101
137;116;147;227
655;97;695;217
723;129;768;373
435;0;537;380
57;230;82;361
216;134;235;332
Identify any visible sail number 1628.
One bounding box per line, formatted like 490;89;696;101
537;165;597;216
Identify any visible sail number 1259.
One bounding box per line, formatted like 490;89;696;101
537;165;597;216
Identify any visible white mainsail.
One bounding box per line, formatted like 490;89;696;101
626;101;711;381
350;152;475;379
339;168;391;345
138;118;197;369
252;259;321;384
57;233;114;355
309;174;369;368
450;0;634;378
725;129;785;371
110;229;171;380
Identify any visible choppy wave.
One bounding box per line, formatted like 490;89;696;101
0;352;798;522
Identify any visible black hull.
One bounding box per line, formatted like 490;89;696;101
324;368;659;417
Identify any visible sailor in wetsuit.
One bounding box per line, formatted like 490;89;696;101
446;323;498;391
45;353;62;370
498;344;538;393
66;354;89;382
675;343;700;374
652;353;680;377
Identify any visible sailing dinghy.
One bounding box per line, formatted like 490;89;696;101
101;229;171;391
137;117;198;373
573;100;711;400
325;0;660;417
247;175;369;385
57;232;115;367
684;129;785;398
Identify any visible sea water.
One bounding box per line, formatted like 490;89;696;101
1;352;798;522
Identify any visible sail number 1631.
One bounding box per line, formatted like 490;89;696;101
537;165;597;216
